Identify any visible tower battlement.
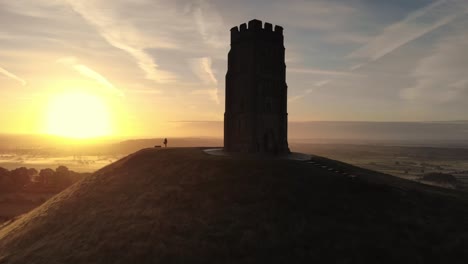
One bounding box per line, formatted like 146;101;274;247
230;19;283;43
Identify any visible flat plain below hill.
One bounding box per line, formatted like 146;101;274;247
1;148;468;263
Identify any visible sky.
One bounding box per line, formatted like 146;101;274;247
0;0;468;138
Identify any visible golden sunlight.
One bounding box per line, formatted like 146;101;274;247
45;91;111;138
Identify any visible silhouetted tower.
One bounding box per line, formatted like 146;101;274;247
224;19;289;153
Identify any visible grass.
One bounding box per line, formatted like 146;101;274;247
0;192;56;225
1;148;468;263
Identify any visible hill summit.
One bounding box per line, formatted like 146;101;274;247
1;148;468;263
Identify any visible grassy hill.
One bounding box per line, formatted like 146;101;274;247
1;148;468;263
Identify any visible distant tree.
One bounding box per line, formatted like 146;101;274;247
0;167;13;191
56;165;69;175
0;167;9;177
55;166;72;188
10;167;31;189
39;168;55;186
27;168;38;178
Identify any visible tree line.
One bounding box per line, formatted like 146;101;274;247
0;166;89;193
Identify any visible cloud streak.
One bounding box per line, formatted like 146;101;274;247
190;57;219;104
290;0;467;103
348;0;463;62
288;80;331;103
62;0;228;85
401;34;468;103
192;1;225;48
2;0;468;126
57;56;123;96
289;67;364;77
64;0;178;83
0;66;26;86
190;57;218;85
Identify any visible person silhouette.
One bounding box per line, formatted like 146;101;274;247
163;138;168;148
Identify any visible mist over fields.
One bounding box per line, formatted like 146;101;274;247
2;120;468;149
1;120;468;177
172;120;468;146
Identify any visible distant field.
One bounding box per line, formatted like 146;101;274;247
2;140;468;187
0;154;123;172
291;143;468;190
0;136;222;172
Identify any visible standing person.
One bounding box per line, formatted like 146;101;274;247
163;138;168;148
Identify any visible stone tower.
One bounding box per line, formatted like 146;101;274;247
224;19;289;153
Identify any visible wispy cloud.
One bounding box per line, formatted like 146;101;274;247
192;1;225;48
64;0;178;83
190;57;219;104
290;0;467;104
289;67;364;77
315;80;331;87
3;0;468;125
61;0;228;85
0;66;26;86
324;32;371;45
401;34;468;102
270;0;356;30
190;57;218;85
288;80;330;103
287;68;359;103
348;63;364;71
348;0;463;62
57;56;123;96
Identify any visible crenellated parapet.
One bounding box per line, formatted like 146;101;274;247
230;19;283;43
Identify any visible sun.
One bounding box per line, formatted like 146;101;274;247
45;91;111;139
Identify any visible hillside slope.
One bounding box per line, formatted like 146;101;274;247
1;148;468;263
